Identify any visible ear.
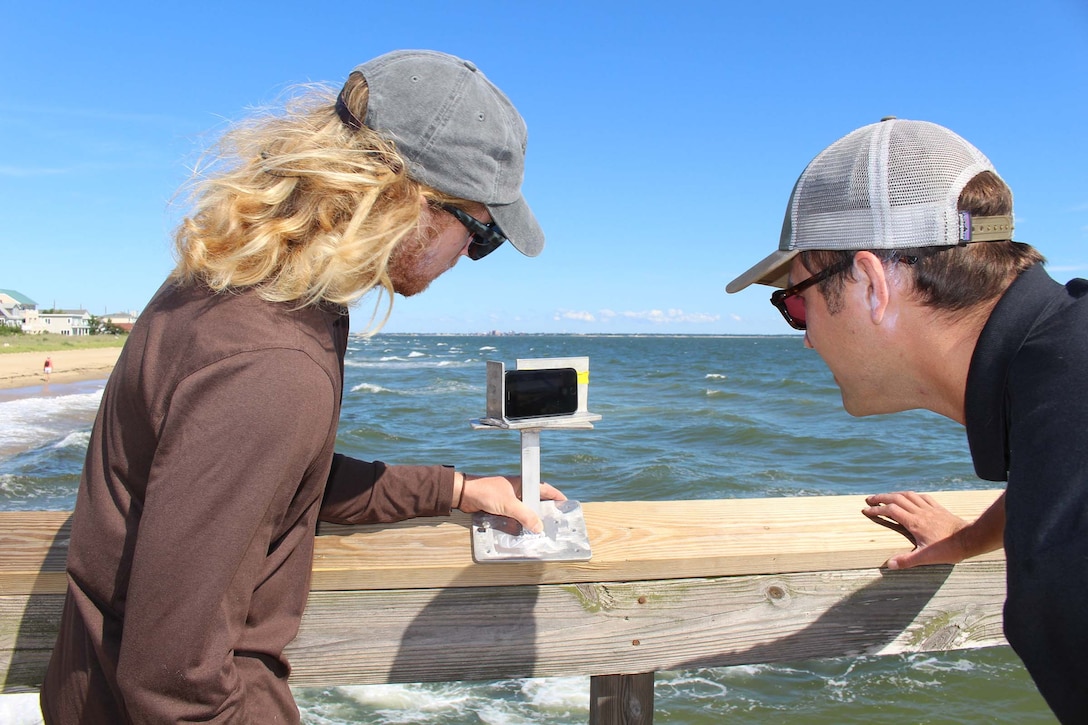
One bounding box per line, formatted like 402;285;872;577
852;252;891;324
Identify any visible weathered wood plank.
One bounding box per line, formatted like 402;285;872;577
1;559;1006;693
0;492;1009;694
0;491;1004;595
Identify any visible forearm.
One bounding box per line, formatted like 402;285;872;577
953;491;1006;559
320;454;454;524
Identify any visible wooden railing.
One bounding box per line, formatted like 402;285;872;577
1;491;1007;723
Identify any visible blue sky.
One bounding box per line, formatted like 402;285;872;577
3;1;1086;335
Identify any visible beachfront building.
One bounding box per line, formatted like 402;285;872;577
1;289;137;335
102;311;139;333
0;289;37;330
21;309;93;336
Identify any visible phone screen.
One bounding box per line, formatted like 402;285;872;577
505;368;578;419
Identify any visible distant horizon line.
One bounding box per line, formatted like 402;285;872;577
360;331;803;338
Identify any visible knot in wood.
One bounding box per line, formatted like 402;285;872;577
764;583;792;607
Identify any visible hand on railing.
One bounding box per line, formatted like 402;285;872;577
862;490;972;569
455;474;567;534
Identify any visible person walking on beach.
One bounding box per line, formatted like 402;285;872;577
42;356;52;381
41;50;562;724
727;118;1087;723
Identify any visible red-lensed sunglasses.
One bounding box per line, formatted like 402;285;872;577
769;256;856;330
771;252;928;329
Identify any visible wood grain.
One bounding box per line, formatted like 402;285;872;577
0;491;1008;693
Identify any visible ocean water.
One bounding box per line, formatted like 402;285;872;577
0;334;1055;723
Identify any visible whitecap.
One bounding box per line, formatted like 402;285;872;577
351;383;392;394
0;389;103;459
520;676;590;710
52;430;92;450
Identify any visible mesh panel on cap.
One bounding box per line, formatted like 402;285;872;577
789;120;996;251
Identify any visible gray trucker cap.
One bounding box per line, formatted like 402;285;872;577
726;118;1013;292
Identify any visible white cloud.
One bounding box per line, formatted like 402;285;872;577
619;309;719;324
555;310;596;322
556;308;720;325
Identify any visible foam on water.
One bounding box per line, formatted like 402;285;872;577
310;679;589;725
351;382;393;394
0;386;103;459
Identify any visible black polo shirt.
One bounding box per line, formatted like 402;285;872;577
965;262;1088;723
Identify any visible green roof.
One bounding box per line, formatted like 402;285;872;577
0;289;37;306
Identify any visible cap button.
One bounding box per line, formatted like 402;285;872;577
462;60;478;72
880;115;897;122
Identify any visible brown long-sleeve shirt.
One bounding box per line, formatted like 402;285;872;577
40;281;454;724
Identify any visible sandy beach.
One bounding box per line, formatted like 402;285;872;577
0;348;121;390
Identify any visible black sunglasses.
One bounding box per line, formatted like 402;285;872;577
769;256;856;330
440;204;507;261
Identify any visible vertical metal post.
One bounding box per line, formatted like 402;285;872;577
520;428;541;517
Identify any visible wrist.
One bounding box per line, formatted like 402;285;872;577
454;471;465;510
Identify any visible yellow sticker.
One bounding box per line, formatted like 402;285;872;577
577;371;590;385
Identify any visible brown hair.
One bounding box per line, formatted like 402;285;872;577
801;171;1044;313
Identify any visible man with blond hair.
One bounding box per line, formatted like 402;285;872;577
42;50;563;724
727;117;1087;723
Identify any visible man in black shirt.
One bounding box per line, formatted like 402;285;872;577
727;117;1088;724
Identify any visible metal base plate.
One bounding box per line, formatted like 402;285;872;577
471;499;592;562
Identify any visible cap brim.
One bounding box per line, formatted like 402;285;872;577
488;195;544;257
725;249;798;293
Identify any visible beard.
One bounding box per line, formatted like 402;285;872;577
386;207;466;297
386;239;434;297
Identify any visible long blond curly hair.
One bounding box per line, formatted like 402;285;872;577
172;72;460;329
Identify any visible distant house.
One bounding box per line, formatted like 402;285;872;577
1;290;134;335
0;289;90;335
22;309;93;336
0;289;37;330
102;311;140;333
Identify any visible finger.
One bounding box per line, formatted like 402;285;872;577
539;483;567;502
865;492;909;506
899;491;932;508
887;546;938;570
504;501;544;535
863;510;918;546
884;554;907;570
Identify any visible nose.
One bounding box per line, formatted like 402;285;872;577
803;331;814;349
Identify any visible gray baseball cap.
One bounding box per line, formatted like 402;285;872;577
726;118;1013;293
352;49;543;257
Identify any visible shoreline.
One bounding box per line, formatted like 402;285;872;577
0;348;121;391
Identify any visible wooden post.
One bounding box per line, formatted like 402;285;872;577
590;673;654;724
